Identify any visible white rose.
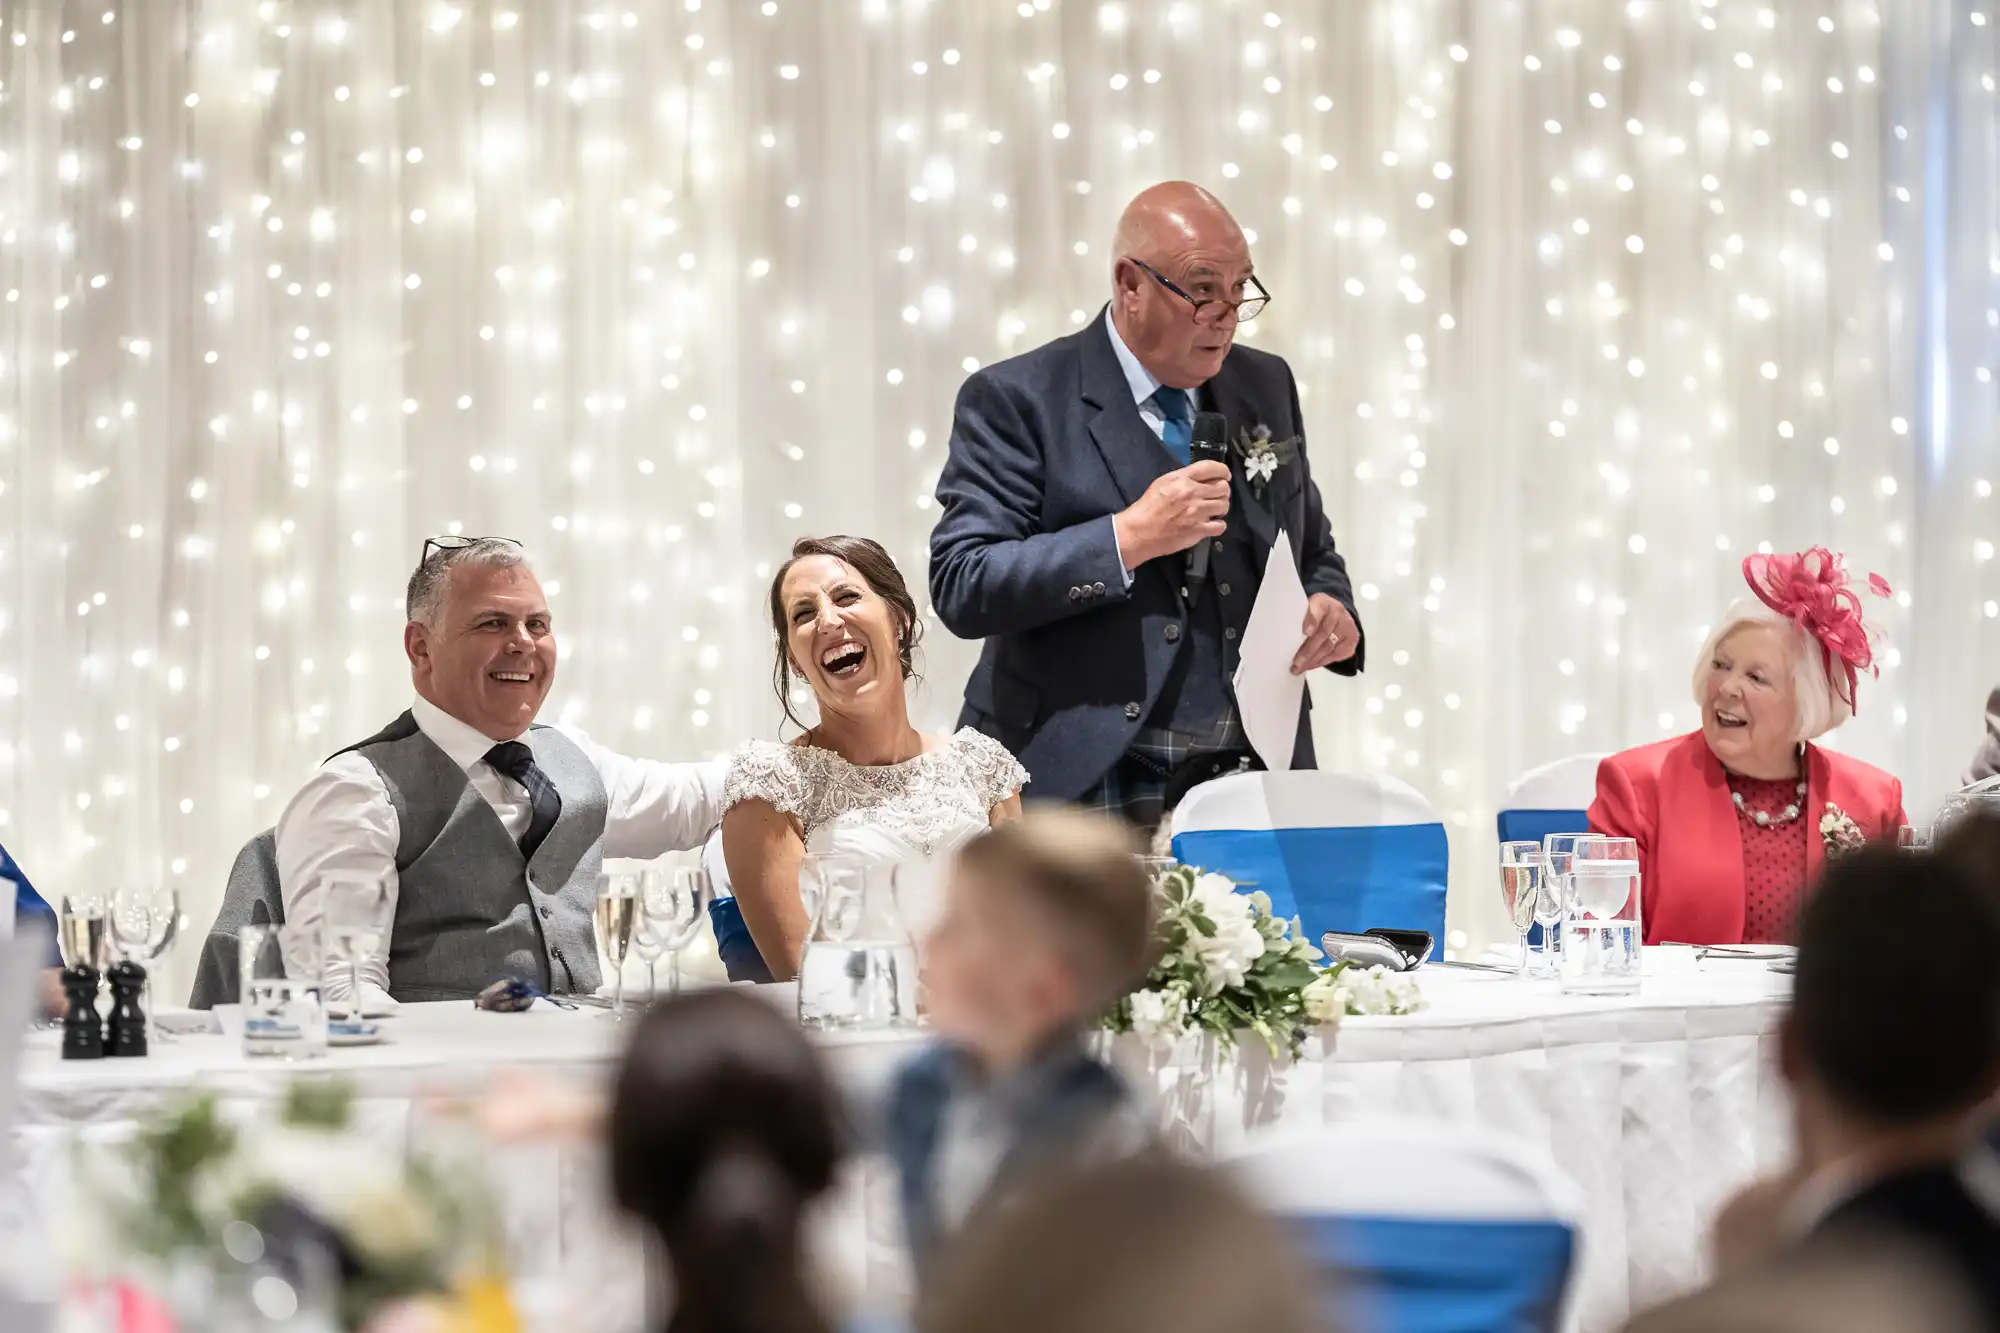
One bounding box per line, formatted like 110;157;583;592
1190;873;1253;924
1127;987;1185;1044
1189;913;1266;993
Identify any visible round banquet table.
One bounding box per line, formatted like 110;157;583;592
2;950;1791;1333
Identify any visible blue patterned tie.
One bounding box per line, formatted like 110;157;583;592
1152;387;1194;466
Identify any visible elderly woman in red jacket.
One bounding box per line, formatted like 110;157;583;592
1589;550;1906;946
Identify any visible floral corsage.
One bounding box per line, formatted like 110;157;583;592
1233;424;1301;497
1819;803;1868;856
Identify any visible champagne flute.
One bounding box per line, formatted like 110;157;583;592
323;878;392;1020
1497;842;1541;974
58;894;109;972
656;868;712;997
595;871;642;1020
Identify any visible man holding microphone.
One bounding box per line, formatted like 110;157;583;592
929;181;1364;832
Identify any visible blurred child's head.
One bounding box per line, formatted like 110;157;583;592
925;809;1157;1070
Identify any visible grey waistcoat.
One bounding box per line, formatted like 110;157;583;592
338;711;606;1002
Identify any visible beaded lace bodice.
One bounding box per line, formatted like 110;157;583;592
723;727;1029;857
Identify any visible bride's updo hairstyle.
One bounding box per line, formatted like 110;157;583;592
610;989;844;1333
767;534;925;729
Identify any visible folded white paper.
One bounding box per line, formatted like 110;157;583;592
1231;530;1308;772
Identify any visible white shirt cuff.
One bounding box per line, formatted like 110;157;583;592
1111;517;1135;588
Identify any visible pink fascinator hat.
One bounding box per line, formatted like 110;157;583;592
1740;548;1892;715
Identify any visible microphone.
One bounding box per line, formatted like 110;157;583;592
1186;411;1229;589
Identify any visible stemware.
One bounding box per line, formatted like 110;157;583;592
629;905;669;1001
109;885;181;1044
1497;842;1541;974
652;868;712;998
595;870;643;1020
1532;833;1597;978
323;878;392;1020
57;894;110;973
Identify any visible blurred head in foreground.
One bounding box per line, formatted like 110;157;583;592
919;1153;1334;1333
1782;848;2000;1165
924;808;1157;1072
610;990;844;1333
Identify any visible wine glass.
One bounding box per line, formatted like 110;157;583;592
110;886;180;1043
653;868;712;998
323;878;392;1020
629;905;669;1001
1497;842;1541;973
595;871;642;1020
1533;833;1596;978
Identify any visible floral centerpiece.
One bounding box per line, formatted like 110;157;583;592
1104;862;1424;1057
63;1080;513;1333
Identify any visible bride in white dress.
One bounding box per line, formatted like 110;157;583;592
718;536;1028;982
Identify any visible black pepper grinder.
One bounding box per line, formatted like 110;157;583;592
107;960;148;1057
60;965;104;1059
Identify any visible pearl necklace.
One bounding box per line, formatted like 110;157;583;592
1731;778;1808;828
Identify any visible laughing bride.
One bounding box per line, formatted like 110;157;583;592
715;535;1028;982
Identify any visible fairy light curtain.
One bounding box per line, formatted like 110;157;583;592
0;0;1991;975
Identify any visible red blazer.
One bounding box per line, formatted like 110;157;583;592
1587;732;1906;946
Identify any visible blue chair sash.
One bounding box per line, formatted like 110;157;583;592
1493;810;1589;949
1298;1214;1574;1333
708;896;774;984
1494;809;1590;850
1170;825;1448;944
2;841;58;967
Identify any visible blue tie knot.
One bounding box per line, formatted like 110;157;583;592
1151;387;1194;423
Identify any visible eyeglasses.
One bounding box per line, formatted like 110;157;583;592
419;534;522;564
1125;257;1271;324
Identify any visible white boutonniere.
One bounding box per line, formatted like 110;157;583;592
1819;803;1867;855
1232;424;1301;498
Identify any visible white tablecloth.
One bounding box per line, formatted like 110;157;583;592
4;954;1792;1333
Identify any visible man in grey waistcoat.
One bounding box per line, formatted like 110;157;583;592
273;537;724;1009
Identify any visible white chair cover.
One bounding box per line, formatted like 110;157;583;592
1229;1116;1583;1333
1167;771;1450;944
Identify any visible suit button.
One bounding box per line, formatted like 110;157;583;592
1069;586;1082;601
1218;582;1232;597
1125;702;1142;720
1093;582;1106;596
1164;623;1182;643
1225;627;1239;641
1213;539;1225;553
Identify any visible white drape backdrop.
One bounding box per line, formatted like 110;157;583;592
0;0;1991;986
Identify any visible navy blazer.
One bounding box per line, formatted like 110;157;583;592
885;1040;1143;1279
930;308;1363;800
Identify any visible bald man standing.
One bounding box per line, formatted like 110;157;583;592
929;182;1364;831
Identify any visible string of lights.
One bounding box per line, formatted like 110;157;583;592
0;0;1991;976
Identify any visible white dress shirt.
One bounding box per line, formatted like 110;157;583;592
275;694;726;1009
1105;307;1175;443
